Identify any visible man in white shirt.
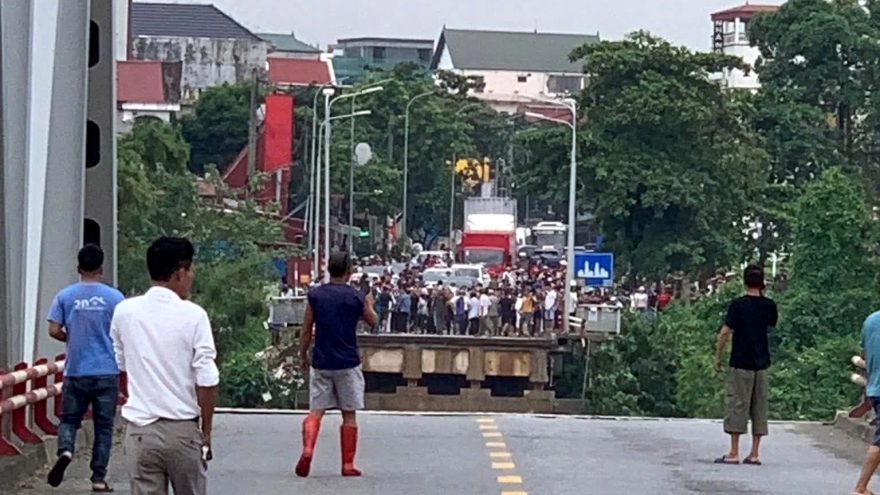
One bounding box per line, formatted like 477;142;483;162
543;287;558;332
111;237;219;495
467;291;481;335
478;290;491;335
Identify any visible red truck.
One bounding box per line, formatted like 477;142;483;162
459;231;516;276
456;197;518;276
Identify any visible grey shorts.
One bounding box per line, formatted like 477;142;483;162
723;367;769;436
309;365;365;411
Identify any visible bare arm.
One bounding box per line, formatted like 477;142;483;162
363;293;378;327
714;325;732;370
48;321;67;343
299;302;314;364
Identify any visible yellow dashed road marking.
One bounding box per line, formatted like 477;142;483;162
498;475;523;484
475;417;525;492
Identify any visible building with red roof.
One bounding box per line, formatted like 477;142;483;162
116;60;181;133
267;56;334;87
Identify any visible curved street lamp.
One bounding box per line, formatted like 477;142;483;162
401;90;437;241
523;95;578;332
320;87;384;281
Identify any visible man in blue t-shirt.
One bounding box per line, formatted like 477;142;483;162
46;244;125;492
854;310;880;494
296;251;377;478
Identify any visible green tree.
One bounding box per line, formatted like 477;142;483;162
561;31;765;279
750;0;880;182
180;83;256;174
776;168;878;351
117;119;293;407
320;64;510;245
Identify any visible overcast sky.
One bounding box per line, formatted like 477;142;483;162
143;0;784;51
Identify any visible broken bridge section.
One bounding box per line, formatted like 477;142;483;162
358;334;559;412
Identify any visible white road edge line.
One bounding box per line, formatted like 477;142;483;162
213;408;823;424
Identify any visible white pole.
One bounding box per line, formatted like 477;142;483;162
313;123;322;281
563;101;578;333
323;91;332;283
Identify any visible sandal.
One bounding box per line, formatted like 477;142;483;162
743;458;762;466
92;480;114;492
713;456;740;465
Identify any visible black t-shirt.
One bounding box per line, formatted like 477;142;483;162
724;295;777;371
499;297;515;317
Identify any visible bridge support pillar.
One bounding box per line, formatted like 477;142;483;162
0;0;117;366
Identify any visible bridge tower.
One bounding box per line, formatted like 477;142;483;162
0;0;118;367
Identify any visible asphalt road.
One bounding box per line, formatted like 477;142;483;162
10;413;871;494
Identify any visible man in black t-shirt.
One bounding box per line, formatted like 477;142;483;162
713;264;777;466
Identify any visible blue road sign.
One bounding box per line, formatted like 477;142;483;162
574;252;614;287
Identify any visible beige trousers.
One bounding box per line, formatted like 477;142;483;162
125;419;207;495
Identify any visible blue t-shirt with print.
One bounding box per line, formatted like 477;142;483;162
861;310;880;397
48;282;125;377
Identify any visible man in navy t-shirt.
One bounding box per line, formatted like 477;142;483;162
296;251;377;478
46;244;125;491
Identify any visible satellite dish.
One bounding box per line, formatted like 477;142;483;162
355;142;373;165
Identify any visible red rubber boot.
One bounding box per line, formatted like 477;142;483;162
295;414;321;477
340;425;362;477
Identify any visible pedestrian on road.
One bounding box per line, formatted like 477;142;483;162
852;309;880;494
713;264;776;466
296;251;377;478
111;237;219;495
46;244;125;492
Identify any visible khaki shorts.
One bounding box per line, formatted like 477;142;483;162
723;367;768;436
309;365;365;411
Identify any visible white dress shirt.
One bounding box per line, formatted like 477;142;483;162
111;287;220;427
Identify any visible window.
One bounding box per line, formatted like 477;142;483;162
547;75;583;94
517;75;528;83
372;47;386;60
473;76;485;93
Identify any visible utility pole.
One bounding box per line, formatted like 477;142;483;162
246;70;258;199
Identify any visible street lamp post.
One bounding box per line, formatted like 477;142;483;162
347;79;389;257
447;102;483;245
307;80;346;269
402;90;436;242
524;98;578;333
313;108;373;279
321;86;384;281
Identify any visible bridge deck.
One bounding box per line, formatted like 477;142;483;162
9;413;865;494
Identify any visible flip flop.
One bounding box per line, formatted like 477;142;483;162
714;456;740;465
743;458;762;466
92;480;114;492
47;454;72;487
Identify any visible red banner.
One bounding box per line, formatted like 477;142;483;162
262;93;294;173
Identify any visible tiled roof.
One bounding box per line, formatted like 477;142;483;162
131;2;259;40
431;28;599;73
117;60;166;103
268;57;332;86
711;4;779;21
257;32;320;53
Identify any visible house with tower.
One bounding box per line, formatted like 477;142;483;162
710;3;780;90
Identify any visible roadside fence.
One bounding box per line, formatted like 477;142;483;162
0;355;127;456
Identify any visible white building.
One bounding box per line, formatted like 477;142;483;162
710;3;779;90
430;28;599;114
